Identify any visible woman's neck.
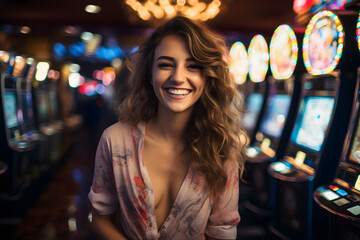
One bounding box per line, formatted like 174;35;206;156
147;106;193;146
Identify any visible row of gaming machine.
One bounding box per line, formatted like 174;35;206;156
232;10;360;240
0;52;69;219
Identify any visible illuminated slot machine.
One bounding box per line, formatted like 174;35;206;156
18;58;38;140
268;10;359;240
239;35;270;144
32;62;63;163
47;69;64;161
313;11;360;239
243;24;302;217
18;58;50;168
0;53;36;198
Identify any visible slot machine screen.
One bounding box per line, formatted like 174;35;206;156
243;93;263;131
348;111;360;165
346;69;360;165
21;92;35;125
259;94;291;138
36;90;49;123
49;90;58;120
4;91;18;128
291;96;335;152
3;91;20;141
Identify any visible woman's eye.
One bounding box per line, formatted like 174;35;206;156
188;64;202;71
158;63;174;69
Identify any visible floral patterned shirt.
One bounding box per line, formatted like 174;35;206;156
88;121;240;239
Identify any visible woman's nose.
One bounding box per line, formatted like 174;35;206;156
171;66;186;83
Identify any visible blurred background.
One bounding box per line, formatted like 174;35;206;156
0;0;360;240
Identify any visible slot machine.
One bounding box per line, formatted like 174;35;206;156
18;58;49;168
47;70;64;161
32;62;63;163
18;58;38;141
243;24;302;217
313;11;360;239
0;53;36;199
268;10;359;240
239;34;270;145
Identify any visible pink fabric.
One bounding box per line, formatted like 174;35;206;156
88;121;240;239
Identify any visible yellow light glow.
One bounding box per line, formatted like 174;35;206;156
125;0;222;21
138;7;151;20
0;51;10;63
20;26;31;34
177;0;186;6
85;4;101;14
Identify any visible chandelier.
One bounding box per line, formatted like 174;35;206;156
124;0;222;21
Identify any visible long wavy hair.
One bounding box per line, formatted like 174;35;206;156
119;16;248;202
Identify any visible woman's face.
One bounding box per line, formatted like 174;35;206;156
151;34;206;114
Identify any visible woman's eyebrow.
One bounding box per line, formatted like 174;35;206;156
156;56;196;62
156;56;174;61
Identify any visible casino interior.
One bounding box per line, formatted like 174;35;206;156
1;0;360;239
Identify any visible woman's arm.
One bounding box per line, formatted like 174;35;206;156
91;208;127;240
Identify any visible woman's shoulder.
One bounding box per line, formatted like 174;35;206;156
223;159;239;174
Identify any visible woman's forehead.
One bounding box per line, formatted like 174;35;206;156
153;35;192;60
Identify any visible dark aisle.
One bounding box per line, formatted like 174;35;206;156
9;103;117;240
11;127;97;240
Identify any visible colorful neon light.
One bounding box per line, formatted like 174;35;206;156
357;12;360;52
248;34;269;83
302;10;344;75
229;41;248;85
270;24;298;80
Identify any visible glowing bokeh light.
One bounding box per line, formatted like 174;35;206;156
85;5;101;14
69;42;86;57
20;26;31;34
248;34;269;83
81;32;94;42
269;24;298;80
302;10;344;75
54;42;66;56
69;63;80;73
111;58;123;69
35;62;50;81
229;41;248;85
357;12;360;52
68;72;81;88
95;83;106;95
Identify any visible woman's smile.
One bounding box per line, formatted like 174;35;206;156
165;88;191;96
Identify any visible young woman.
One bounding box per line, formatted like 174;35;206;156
88;16;247;240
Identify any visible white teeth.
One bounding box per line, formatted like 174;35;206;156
166;88;190;96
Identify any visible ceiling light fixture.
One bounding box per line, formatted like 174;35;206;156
124;0;222;21
20;26;31;34
85;4;101;14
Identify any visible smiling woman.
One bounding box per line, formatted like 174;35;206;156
88;16;248;239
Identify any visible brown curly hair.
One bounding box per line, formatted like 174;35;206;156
118;16;248;202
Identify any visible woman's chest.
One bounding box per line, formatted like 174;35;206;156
143;139;191;227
